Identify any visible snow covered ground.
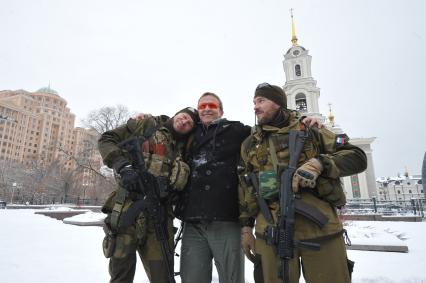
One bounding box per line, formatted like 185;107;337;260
1;208;425;283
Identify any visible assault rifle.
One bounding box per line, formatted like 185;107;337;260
118;136;176;283
276;130;320;281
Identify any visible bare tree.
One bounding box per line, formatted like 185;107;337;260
56;133;117;204
0;160;26;202
81;104;131;134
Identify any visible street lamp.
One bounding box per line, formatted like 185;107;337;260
82;183;88;205
10;182;16;204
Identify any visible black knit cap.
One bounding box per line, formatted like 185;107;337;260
174;107;200;124
254;83;287;109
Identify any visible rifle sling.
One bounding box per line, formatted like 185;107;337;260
249;173;274;224
110;188;128;233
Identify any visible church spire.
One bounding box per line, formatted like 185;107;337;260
328;103;335;126
290;8;298;46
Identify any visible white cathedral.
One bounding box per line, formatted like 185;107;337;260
281;14;377;200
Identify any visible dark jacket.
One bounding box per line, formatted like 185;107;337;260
176;118;251;222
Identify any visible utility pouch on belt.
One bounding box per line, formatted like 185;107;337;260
102;220;116;258
259;170;279;199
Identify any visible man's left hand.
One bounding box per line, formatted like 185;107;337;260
292;158;323;192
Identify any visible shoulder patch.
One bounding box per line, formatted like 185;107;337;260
336;134;349;146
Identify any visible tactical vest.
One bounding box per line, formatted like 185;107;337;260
243;112;346;208
102;119;190;216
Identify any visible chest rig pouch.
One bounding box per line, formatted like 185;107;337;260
256;134;290;200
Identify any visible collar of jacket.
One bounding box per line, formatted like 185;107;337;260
201;117;227;130
253;110;301;141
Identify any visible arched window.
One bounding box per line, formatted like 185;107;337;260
295;64;301;76
295;93;307;112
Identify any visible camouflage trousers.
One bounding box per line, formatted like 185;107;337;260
253;233;352;283
103;215;174;283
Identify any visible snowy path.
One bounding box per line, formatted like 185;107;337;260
1;209;425;283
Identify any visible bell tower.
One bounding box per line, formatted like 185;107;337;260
282;10;321;116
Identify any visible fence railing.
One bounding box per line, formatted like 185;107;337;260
344;198;425;218
5;196;104;206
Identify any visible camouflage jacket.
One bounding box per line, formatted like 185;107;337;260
238;110;367;240
98;117;190;213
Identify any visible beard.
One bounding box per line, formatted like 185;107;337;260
257;108;288;127
257;114;274;125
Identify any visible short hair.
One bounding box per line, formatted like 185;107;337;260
198;92;223;111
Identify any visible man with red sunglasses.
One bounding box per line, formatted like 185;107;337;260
175;92;250;283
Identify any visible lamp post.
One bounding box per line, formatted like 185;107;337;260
10;182;16;204
393;184;397;201
82;183;88;205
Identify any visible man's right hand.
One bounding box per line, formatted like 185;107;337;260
241;226;256;263
132;113;152;120
119;165;140;191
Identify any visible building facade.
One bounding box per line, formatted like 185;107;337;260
376;175;424;201
0;87;101;171
281;14;377;200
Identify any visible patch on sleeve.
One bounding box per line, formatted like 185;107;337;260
336;134;349;146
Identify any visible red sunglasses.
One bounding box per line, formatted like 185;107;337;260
197;102;219;110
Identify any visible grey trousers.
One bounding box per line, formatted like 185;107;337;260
180;221;244;283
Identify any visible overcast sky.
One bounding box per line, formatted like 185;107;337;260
1;0;425;177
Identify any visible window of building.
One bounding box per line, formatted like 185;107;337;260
397;190;400;194
409;190;412;193
295;64;301;76
295;93;307;112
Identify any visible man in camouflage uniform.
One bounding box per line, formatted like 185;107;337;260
239;83;367;283
98;107;199;283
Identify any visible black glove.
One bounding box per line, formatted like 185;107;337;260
119;165;140;191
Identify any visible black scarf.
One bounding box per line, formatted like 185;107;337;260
264;109;289;128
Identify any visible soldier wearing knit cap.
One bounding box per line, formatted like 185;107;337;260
239;82;367;283
98;106;198;283
254;82;287;109
253;83;289;127
174;107;199;125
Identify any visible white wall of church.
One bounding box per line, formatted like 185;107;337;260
282;41;377;201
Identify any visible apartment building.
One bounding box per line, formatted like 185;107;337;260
0;87;101;171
